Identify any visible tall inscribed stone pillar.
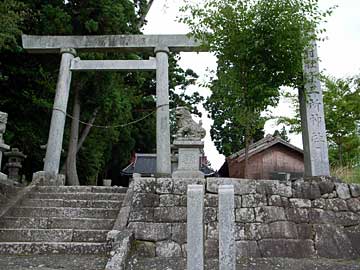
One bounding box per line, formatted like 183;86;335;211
299;40;330;176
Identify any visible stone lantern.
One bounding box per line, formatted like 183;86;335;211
4;148;27;183
0;112;10;180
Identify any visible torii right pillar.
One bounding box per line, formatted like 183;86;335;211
299;40;330;176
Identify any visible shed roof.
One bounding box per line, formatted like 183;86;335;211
121;153;215;176
228;134;303;162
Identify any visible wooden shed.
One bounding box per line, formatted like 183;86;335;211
219;135;304;180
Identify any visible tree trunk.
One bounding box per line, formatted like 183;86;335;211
60;107;99;175
77;107;99;152
338;143;343;167
137;0;155;28
66;86;81;186
244;130;251;178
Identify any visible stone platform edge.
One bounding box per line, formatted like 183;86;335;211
124;176;360;260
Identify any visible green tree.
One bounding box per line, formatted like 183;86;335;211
323;76;360;166
180;0;333;177
278;75;360;167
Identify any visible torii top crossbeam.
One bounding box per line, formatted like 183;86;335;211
22;34;203;53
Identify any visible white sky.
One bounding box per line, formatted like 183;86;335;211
143;0;360;170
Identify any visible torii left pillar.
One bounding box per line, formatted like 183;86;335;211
44;48;76;175
155;46;171;176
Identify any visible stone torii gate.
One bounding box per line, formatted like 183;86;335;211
22;34;329;178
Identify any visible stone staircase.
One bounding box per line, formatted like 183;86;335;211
0;185;127;255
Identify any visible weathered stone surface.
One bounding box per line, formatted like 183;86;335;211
309;209;335;224
289;198;312;208
235;208;255;223
314;224;358;259
128;222;171;241
336;183;351;199
206;222;218;240
0;254;108;270
236;241;261;258
259;239;315;258
242;194;266;207
327;198;348;211
173;178;205;194
235;196;242;209
258;181;292;197
155;178;174;194
159;194;180;207
206;178;256;195
349;184;360;198
205;194;218;207
300;40;330;177
242;223;262;241
128;208;154;222
268;195;290;207
347;198;360;212
154;207;186;222
172;140;204;179
204;207;217;223
187;184;204;269
255;206;286;223
316;178;336;194
22;34;203;53
132;178;157;193
344;225;360;256
132;193;159;208
155;240;182;257
134;241;156;257
292;181;321;199
126;256;360;270
155;48;171;176
310;209;360;226
106;230;133;270
205;239;218;258
179;195;187;206
334;212;360;226
297;224;313;239
259;221;298;239
218;185;235;270
0;242;109;255
312;198;326;209
171;223;186;244
285;208;309;223
0;229;73;242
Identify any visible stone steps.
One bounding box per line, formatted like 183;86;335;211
0;229;109;242
35;186;127;194
23;199;122;209
0;242;109;255
0;217;115;230
28;192;125;201
7;207;118;219
0;185;127;255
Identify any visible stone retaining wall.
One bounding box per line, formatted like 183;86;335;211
126;177;360;259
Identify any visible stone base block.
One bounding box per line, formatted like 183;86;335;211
172;170;204;179
32;171;65;186
0;172;7;181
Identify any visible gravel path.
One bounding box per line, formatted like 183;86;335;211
0;254;108;270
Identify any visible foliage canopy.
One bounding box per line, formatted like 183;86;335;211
180;0;334;167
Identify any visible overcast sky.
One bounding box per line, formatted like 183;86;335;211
143;0;360;170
